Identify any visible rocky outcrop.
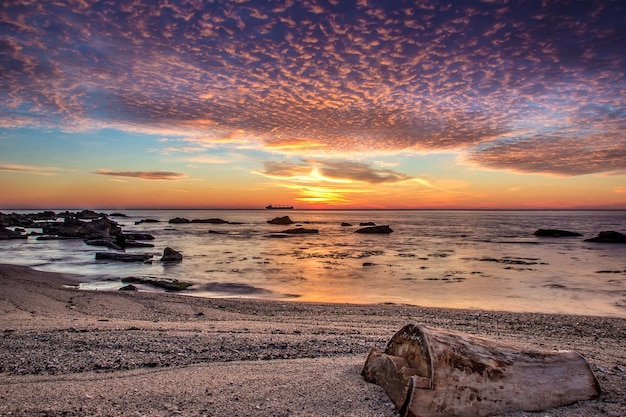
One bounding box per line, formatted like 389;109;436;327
168;217;191;224
76;210;101;220
279;228;319;234
355;225;393;234
95;252;153;262
122;276;192;291
341;222;353;227
359;222;376;226
584;231;626;243
161;247;183;262
135;219;160;225
0;227;28;240
191;218;229;224
267;216;294;225
534;229;582;237
43;217;122;239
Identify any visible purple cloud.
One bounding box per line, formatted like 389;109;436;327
1;0;624;176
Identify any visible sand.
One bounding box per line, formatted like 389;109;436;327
0;263;624;417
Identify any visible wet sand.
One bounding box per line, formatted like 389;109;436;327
0;263;624;416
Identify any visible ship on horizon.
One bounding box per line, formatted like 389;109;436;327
265;204;294;210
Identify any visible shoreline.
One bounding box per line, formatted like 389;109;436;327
1;263;625;416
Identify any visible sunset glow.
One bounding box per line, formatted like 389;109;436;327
1;0;625;209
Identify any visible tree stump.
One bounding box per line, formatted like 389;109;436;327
362;323;600;417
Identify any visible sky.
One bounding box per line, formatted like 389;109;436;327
1;0;625;210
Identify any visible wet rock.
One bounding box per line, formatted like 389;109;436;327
267;216;294;225
355;225;393;234
135;219;160;225
119;284;137;291
359;222;376;226
341;222;353;227
95;252;153;262
43;217;122;239
584;231;626;243
534;229;582;237
0;227;28;240
161;247;183;262
122;276;192;291
279;228;319;234
191;218;229;224
168;217;190;224
123;233;155;240
76;210;101;220
108;213;128;218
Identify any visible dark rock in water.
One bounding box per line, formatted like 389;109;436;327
44;217;122;239
359;222;376;226
135;219;160;225
534;229;582;237
584;231;626;243
161;247;183;262
76;209;101;220
108;213;128;218
0;212;35;227
169;217;190;224
119;284;137;291
84;238;123;250
122;276;192;291
95;252;153;262
208;230;226;234
0;227;28;240
267;216;294;225
198;282;269;295
279;228;319;234
191;218;229;224
355;225;393;234
123;232;155;241
341;222;353;227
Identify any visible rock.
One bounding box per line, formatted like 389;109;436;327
190;218;229;224
161;247;183;262
359;222;376;226
584;231;626;243
355;225;393;234
267;216;294;225
44;217;122;239
76;210;101;220
123;233;155;240
122;276;192;291
168;217;190;224
534;229;582;237
0;212;36;227
0;227;28;240
135;219;160;225
279;228;319;234
95;252;153;262
84;239;123;250
119;284;137;291
341;222;353;227
108;213;128;218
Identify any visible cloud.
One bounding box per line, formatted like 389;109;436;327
255;159;412;184
1;1;625;176
93;169;187;180
0;163;71;176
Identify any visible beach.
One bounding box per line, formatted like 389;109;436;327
0;263;624;417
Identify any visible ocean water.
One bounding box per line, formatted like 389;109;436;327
2;210;625;318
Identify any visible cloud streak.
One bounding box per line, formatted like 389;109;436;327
0;163;70;176
1;0;625;176
93;169;187;181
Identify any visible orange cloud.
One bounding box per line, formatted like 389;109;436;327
93;169;187;180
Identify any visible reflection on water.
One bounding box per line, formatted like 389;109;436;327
1;210;625;317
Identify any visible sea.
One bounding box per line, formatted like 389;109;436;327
2;210;625;318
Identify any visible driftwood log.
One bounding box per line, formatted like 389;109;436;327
362;323;600;417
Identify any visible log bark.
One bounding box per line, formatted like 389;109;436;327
362;323;600;417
